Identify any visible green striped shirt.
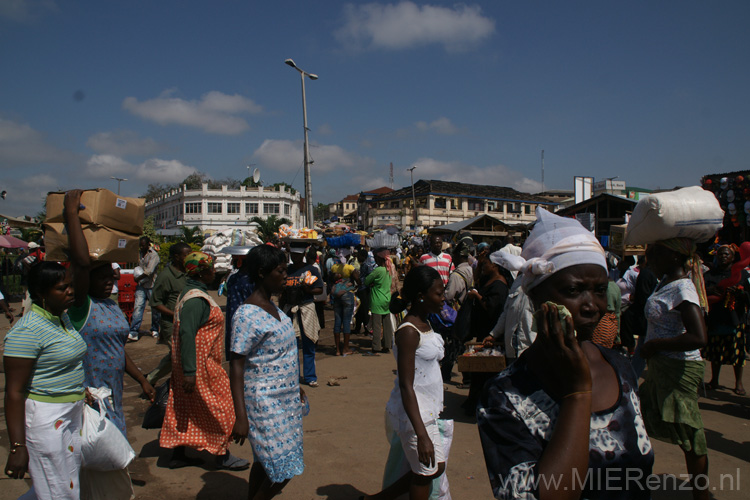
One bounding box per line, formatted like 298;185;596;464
3;304;87;402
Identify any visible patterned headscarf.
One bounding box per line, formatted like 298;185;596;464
656;237;708;311
184;251;213;277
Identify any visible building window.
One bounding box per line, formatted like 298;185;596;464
467;200;484;211
390;201;399;209
264;203;280;214
185;202;201;214
507;202;521;213
524;204;532;215
284;204;290;216
245;203;258;214
227;203;240;214
207;202;222;214
487;201;496;211
434;197;446;209
450;199;458;210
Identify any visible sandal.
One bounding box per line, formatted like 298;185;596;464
308;381;319;387
215;453;250;471
734;387;746;396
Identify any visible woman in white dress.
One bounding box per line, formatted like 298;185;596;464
362;265;446;500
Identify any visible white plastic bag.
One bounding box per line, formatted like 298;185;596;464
81;387;135;471
625;186;724;245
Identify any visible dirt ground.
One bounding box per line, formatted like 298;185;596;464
1;292;748;499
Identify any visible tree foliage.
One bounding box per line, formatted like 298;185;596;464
179;226;204;245
142;215;161;243
270;182;296;194
250;215;291;242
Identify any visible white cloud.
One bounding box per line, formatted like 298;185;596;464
0;0;57;22
317;124;334;136
410;158;544;193
122;89;263;135
415;117;459;135
252;139;376;173
86;130;163;156
84;155;196;184
0;174;59;218
0;118;78;166
335;2;495;52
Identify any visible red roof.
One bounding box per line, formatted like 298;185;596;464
365;186;394;195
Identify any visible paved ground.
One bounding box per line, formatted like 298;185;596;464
0;293;748;499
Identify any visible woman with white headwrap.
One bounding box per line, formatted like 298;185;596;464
477;209;653;500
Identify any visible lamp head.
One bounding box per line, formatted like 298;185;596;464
285;59;296;68
307;73;319;80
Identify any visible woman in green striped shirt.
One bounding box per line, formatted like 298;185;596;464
3;262;87;500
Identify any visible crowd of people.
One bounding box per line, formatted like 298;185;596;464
2;189;748;500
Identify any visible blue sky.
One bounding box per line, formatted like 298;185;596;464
1;1;749;218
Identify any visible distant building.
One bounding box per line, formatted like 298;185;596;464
145;182;301;234
356;186;395;230
328;194;360;224
535;190;575;211
364;179;557;230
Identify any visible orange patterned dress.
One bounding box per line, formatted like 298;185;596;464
160;288;235;454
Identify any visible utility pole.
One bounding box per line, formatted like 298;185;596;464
541;150;545;193
111;176;127;195
407;166;418;230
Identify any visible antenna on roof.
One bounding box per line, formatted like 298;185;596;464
389;162;394;189
541;150;545;194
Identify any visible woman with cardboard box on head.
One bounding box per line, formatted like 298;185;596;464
63;189;157;499
160;251;248;471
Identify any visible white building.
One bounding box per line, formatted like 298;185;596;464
145;182;302;234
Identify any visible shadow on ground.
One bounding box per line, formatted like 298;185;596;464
316;483;367;499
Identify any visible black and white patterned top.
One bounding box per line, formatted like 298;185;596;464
477;345;654;500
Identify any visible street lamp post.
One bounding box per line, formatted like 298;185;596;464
285;58;318;228
110;176;127;195
407;166;418;229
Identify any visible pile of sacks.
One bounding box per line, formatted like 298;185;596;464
200;228;263;272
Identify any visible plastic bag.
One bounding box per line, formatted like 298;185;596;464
625;186;724;245
81;387;135;471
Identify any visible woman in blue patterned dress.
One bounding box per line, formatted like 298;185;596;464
230;244;306;499
64;190;156;498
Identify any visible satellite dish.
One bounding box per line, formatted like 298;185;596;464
252;168;261;184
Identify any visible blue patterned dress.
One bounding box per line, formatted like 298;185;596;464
73;296;130;436
231;304;304;482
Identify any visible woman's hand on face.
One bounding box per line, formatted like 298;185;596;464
416;434;435;468
141;380;156;403
182;376;196;394
5;447;29;479
534;302;592;397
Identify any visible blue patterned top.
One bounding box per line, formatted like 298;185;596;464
69;296;130;436
477;345;654;500
230;303;304;483
225;271;255;359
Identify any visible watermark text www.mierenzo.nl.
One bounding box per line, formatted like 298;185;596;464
495;467;742;493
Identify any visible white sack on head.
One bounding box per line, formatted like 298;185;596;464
501;208;606;292
624;186;723;245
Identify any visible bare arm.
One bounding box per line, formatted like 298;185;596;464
229;354;248;445
3;356;35;479
124;351;155;402
63;189;91;308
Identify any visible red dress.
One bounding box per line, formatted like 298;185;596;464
160;289;234;454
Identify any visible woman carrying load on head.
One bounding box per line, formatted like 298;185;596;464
704;242;749;396
160;251;248;471
639;238;710;500
64;189;157;498
477;208;654;500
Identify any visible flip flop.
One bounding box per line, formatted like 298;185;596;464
734;388;746;396
362;351;380;357
308;381;319;387
216;453;250;471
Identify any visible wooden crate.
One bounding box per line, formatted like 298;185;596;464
457;344;506;373
609;224;645;257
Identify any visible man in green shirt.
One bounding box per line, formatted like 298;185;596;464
146;242;191;385
364;248;393;354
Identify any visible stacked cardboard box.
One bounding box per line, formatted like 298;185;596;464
44;189;145;263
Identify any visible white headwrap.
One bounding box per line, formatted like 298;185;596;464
490;208;607;292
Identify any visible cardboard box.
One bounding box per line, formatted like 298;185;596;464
46;189;145;235
609;224;646;257
457;343;506;373
43;223;140;263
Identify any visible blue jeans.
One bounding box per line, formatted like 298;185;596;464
130;286;160;334
298;335;317;384
333;293;355;334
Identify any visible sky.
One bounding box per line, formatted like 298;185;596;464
1;1;749;218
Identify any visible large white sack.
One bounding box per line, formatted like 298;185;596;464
625;186;723;245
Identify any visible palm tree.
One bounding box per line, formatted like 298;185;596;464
179;226;204;245
250;216;291;242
